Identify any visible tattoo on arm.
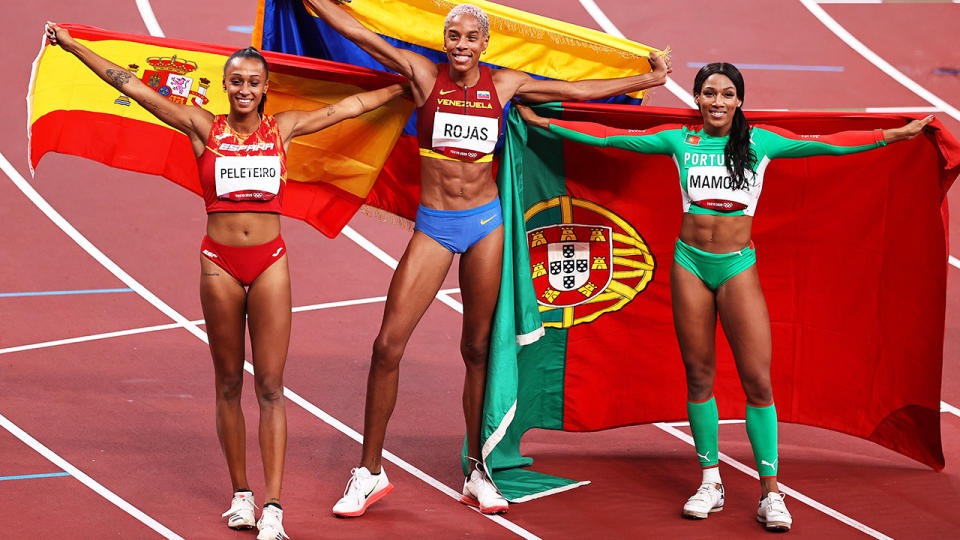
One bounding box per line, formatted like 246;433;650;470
105;68;132;90
326;106;336;117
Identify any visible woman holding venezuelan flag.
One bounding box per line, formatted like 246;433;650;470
516;62;931;532
303;0;669;517
45;22;406;539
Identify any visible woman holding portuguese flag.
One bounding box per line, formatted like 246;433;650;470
44;22;406;539
302;0;670;517
516;62;932;532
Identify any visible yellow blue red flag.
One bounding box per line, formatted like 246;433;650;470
29;24;413;237
254;0;665;219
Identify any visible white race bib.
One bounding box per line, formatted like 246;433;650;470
431;111;498;154
686;165;754;212
215;155;281;201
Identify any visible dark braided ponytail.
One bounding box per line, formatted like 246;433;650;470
224;47;269;114
692;63;755;187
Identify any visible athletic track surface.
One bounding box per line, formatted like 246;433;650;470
2;1;959;538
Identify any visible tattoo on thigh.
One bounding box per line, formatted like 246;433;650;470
202;272;220;277
105;68;132;89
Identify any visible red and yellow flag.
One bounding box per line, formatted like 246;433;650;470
29;24;413;237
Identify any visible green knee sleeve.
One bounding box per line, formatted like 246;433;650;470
746;402;779;477
687;397;719;468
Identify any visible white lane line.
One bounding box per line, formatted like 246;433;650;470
1;290;463;356
799;0;960;123
664;419;745;427
654;422;892;540
134;0;164;37
0;323;183;355
340;225;465;313
576;0;696;109
865;106;940;114
0;412;183;539
949;255;960;269
942;401;960;418
576;2;894;537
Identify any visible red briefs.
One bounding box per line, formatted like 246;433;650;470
200;235;286;286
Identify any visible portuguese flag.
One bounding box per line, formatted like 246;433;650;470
483;103;960;501
29;24;412;237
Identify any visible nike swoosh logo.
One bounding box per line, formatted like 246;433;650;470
271;247;284;257
364;481;378;498
480;215;496;225
438;89;458;96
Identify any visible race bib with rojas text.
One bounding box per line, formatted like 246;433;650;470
215;155;281;202
685;165;755;212
431;111;498;159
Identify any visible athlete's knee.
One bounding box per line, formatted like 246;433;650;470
460;337;489;370
740;375;774;406
254;372;285;404
371;333;404;372
216;371;244;402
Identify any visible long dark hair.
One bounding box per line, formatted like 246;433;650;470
224;47;269;114
692;63;755;186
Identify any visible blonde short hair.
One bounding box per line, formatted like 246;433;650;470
444;4;489;38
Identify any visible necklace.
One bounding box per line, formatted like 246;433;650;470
226;115;261;139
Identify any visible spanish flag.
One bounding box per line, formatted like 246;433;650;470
255;0;665;220
29;24;413;237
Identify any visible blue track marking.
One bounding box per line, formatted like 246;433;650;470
687;62;844;72
227;25;254;34
0;288;134;298
0;472;70;481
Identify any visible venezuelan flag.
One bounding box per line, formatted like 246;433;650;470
29;24;413;237
254;0;665;220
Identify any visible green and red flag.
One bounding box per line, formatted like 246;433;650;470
483;102;960;501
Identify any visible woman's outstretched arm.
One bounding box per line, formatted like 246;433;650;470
46;23;212;150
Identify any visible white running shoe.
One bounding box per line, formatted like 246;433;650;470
682;483;725;519
221;491;256;529
256;505;289;540
459;464;508;514
757;492;792;531
332;466;394;517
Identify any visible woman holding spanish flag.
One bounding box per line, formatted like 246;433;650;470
516;62;932;532
302;0;669;517
45;22;406;539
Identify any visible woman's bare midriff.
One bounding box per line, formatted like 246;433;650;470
679;213;753;254
418;157;499;211
206;211;282;246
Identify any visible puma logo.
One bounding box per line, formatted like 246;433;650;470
697;451;711;462
761;458;778;470
439;88;458;96
271;247;284;257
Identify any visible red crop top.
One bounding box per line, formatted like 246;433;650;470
416;64;502;163
198;114;287;213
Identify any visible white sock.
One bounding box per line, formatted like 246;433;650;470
701;467;722;485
